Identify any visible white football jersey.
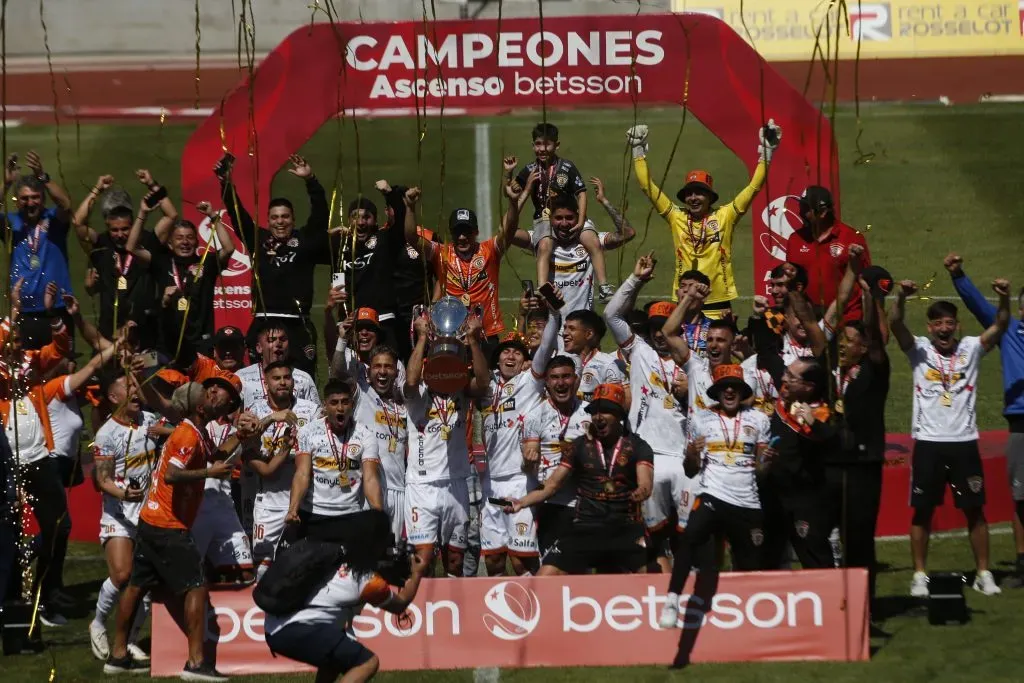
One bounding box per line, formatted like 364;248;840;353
405;384;472;484
780;320;834;368
522;398;590;507
907;335;985;442
622;336;686;458
529;229;609;317
237;362;321;410
354;387;408;492
265;566;393;634
297;418;380;516
249;397;322;510
205;418;237;496
480;370;545;479
574;349;627;402
92;411;162;524
742;354;778;418
688;406;770;509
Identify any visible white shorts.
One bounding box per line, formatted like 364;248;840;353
405;479;470;551
252;498;288;570
193;491;253;570
642;454;697;532
99;510;137;544
481;474;537;557
384;488;405;541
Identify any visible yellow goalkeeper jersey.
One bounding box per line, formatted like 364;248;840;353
634;157;767;306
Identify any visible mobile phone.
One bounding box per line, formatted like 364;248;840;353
140;350;159;369
128;477;142;490
331;272;346;291
488;497;514;508
538;282;564;310
521;279;535;298
214;151;236;177
144;186;168;209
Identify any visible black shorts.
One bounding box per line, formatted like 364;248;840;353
545;522;647;575
130;521;206;594
911;440;986;510
536;504;574;559
684;495;764;571
267;622;373;672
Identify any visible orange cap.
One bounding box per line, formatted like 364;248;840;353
355;307;381;327
712;363;745;383
685;169;714;188
590;383;627;409
647;301;676;320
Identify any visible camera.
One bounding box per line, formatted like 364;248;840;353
376;541;414;586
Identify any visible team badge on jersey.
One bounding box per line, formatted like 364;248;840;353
751;528;764;547
406;245;419;259
287;237;299;248
967;476;983;493
472;255;485;270
366;236;378;249
795;520;810;538
556;173;568;188
829;243;845;258
574;246;586;258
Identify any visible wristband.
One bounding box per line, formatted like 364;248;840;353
37;172;51;184
335;338;345;354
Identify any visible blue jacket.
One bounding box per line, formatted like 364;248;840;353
953;272;1024;418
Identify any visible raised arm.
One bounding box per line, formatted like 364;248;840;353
283;155;327;238
591;176;636;249
858;276;887;364
888;280;918;353
466;315;490;398
626;125;673;217
495;156;531;255
980;279;1012;351
402;187;435;257
199;201;236;268
63;294;112;351
405;315;429;396
217;161;258;252
604;251;657;350
729;120;780;216
946;253;998;329
788;292;826;357
72;175;114;248
662;289;702;367
828;243;864;331
530;304;562;377
135;169;178;242
25;151;70;219
124;195;156;265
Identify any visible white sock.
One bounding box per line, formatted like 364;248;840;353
128;594;151;644
93;578;120;628
665;592;680;609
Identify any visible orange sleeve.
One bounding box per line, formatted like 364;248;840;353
156;368;190;389
165;428;202;470
42;376;70;404
360;574;394;606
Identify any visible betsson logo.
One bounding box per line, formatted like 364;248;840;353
209;585;824;643
345;31;665;100
482;581;542;641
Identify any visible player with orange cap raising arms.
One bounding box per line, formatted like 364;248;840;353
625;120;782;319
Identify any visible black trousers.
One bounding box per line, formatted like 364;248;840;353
760;481;833;570
668;495;761;594
22;458;71;604
825;461;884;598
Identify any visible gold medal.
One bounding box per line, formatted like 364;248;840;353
16;399;30;416
338;474;351;488
940;391;953;407
117;276;128;290
29;255;41;270
177;297;188;312
440;425;452;441
604;480;616;493
461;294;471;307
663;395;675;410
834;399;844;414
388;436;398;453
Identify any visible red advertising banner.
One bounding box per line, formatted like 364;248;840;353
150;569;868;676
180;13;840;333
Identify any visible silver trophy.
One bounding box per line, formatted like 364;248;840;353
421;296;471;394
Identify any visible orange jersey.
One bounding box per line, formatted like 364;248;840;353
140;419;213;530
430;238;504;337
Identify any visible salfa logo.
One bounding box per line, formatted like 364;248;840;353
481;581;542;641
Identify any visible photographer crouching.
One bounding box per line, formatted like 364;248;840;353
260;510;426;683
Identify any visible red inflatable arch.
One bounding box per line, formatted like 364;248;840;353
180;13;839;332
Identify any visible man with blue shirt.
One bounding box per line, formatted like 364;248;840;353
2;151;73;349
946;252;1024;588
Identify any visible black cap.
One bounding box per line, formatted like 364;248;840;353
449;208;479;233
348;196;378;218
861;265;894;299
799;185;834;214
213;325;245;348
489;335;530;368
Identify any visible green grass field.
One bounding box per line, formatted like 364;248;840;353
3;103;1024;681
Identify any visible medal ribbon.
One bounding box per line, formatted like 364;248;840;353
378;395;401;443
595;436;624;479
937;350;955;392
114;251;134;279
432;395;454;430
327;418;351;471
451;246;481;295
537;161;558;211
716;410;743;454
656;357;677;396
171;261;188;293
684;215;709;253
25;222;44;257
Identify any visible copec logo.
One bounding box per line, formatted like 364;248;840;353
482;581;542;641
207;584;824;644
346;30;666;100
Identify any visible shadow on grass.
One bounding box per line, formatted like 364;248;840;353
670;568;721;670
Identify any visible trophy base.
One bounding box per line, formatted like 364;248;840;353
423;353;470;395
1;601;44;655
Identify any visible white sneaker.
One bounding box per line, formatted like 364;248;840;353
127;643;150;662
90;621;110;660
910;571;929;598
658;594;680;629
973;570;1002;596
38;607;68;627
